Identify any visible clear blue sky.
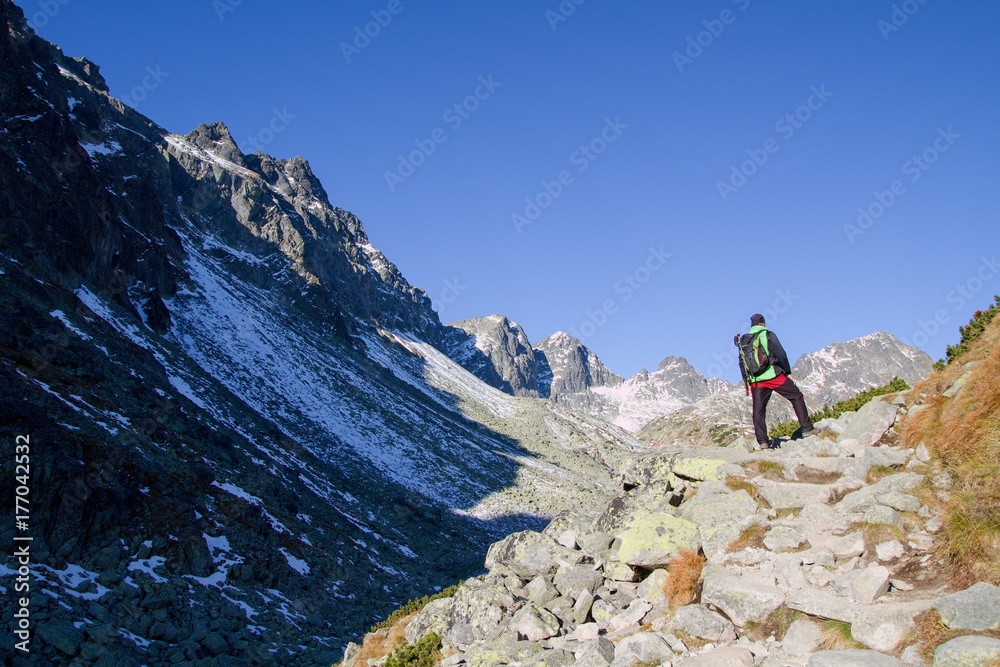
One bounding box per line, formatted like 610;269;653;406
22;0;1000;382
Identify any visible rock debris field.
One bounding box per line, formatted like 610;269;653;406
344;390;1000;667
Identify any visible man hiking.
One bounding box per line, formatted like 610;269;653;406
735;314;814;449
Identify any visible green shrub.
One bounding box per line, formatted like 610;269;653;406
945;295;1000;364
384;632;441;667
769;377;910;438
370;585;461;633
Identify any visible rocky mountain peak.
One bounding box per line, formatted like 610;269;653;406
184;122;246;166
445;315;539;397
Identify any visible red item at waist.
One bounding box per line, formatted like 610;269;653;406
751;375;787;390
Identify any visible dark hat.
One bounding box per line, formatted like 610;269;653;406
750;313;766;326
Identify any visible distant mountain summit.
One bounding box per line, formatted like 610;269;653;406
639;331;933;447
445;315;540;397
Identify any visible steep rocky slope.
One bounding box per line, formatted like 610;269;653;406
638;332;933;448
366;373;1000;667
0;3;644;664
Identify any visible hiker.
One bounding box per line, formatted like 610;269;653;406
735;314;814;449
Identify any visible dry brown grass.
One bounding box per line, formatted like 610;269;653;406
663;549;706;608
849;521;905;546
727;523;767;553
903;315;1000;587
353;612;416;665
905;610;1000;661
743;606;807;641
745;460;785;480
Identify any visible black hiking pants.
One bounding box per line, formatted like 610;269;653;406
751;375;812;444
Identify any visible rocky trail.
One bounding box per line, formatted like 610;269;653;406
345;383;1000;667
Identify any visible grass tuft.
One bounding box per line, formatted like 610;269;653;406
663;549;706;609
818;620;864;651
727;523;767;553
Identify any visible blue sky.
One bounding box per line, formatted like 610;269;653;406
22;0;1000;382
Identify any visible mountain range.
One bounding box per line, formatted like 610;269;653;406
0;2;933;665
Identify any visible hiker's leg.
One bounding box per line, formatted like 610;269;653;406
776;377;812;429
751;386;773;444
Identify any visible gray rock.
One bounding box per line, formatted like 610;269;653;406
671;604;737;642
510;604;561;642
877;492;921;513
572;590;595;626
701;571;785;627
610;633;674;667
835;565;890;604
636;568;670;603
554;565;604;601
788;589;859;623
446;315;540;397
616;510;701;568
759;483;832;509
915;443;931;463
486;531;580;579
679;488;758;560
574;637;615;667
526;576;561;607
577;532;615;556
933;583;1000;631
836;399;899;448
900;644;926;666
36;618;84;656
602;561;638;583
808;649;906;666
932;635;1000;667
765;526;808;552
876;541;904;562
782;619;823;656
675;646;753;667
852;606;919;652
839;473;925;514
201;632;229;657
606;599;653;634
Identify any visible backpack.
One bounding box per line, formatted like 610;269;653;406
738;330;772;378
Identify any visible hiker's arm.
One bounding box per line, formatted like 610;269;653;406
768;332;792;374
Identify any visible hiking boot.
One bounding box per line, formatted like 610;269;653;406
799;426;816;437
759;439;780;450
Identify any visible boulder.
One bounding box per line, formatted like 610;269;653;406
574;637;615;667
680;488;759;560
933;582;1000;631
836;399;898;448
838;473;924;514
606;599;653;634
876;541;904;562
835;565;890;604
485;531;580;579
701;571;785;627
610;633;674;667
635;568;670;603
524;648;576;666
553;564;604;600
670;604;737;642
852;606;919;652
404;597;455;644
764;526;809;552
413;578;521;646
865;506;902;528
602;561;638;582
782;619;822;656
932;635;1000;667
788;589;859;623
675;646;753;667
577;532;615;556
509;604;561;642
808;649;905;666
573;589;595;625
616;510;701;568
525;576;560;606
36;618;84;656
